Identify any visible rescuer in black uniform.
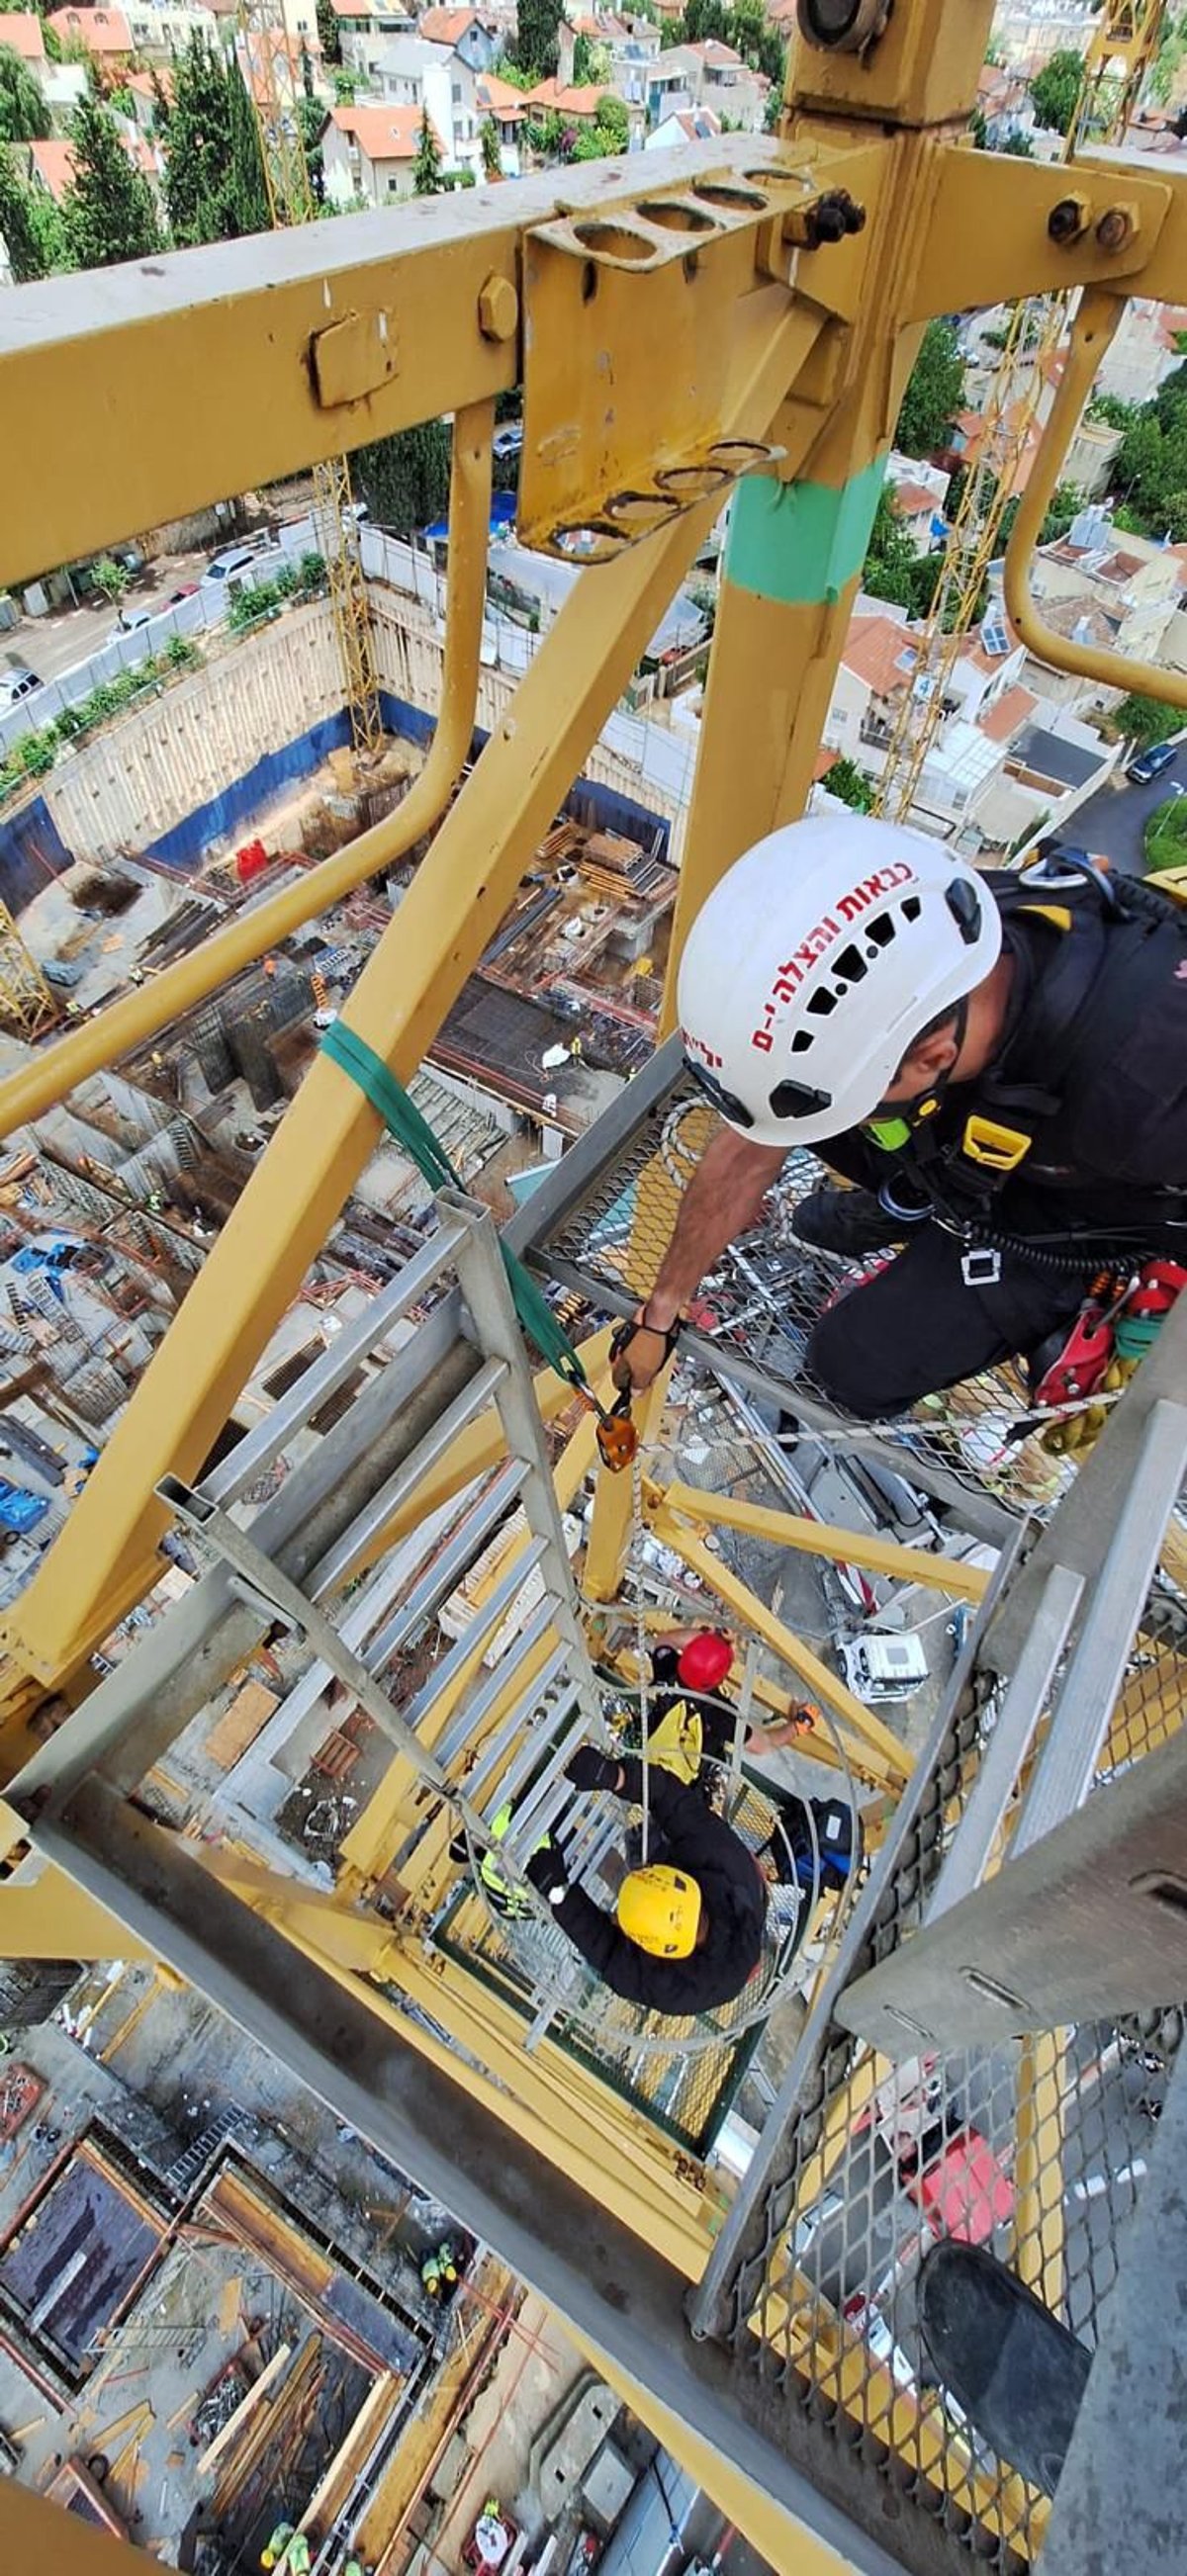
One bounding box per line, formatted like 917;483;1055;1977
526;1747;768;2016
611;822;1187;1422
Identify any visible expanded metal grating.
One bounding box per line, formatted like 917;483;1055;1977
708;1590;1187;2568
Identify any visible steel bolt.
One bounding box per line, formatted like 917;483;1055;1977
477;274;518;342
1096;203;1138;254
1048;193;1089;245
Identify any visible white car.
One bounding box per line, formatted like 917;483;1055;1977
205;543;267;583
0;665;42;710
839;1631;929;1705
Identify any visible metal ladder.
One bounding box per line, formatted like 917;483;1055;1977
157;1190;608;1913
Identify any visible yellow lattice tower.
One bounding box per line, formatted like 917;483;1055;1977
237;0;384;760
0;900;58;1041
874;0;1167;824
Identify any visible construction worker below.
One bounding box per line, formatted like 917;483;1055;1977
526;1749;767;2014
613;817;1187;1422
631;1628;817;1786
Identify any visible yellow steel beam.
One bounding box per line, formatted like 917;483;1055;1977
0;1859;154;1962
0;411;492;1142
1013;2030;1067;2316
0;140;831;585
660;1479;991;1605
0;2481;155;2571
1;291;820;1696
904;138;1186;318
649;1503;912;1782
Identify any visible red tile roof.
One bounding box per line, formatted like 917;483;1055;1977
476;69;528;116
47;4;132;50
843;612;918;696
525;74;611;114
28;136;77;200
329;100;446;157
418;5;491;39
0;13;46;61
891;480;938;517
979;683;1038;744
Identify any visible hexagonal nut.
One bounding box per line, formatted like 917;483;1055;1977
1095;202;1139;255
478;274;518;343
1048;192;1090;246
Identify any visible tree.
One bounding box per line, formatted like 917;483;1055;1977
1118;692;1180;753
92;554;130;601
317;0;341;61
163;37;268;241
0;137;62;276
509;0;563;81
572;90;629;156
1039;481;1085;543
0;43;50;140
62;95;164;266
353;418;451;531
1000;128;1035;155
862;487;941;617
1144;794;1187;875
1028;45;1083;135
412;106;444;194
825;755;875;814
895;317;964;458
480;113;502;178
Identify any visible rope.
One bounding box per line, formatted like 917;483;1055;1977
632;1439;651;1865
320;1022;590;1394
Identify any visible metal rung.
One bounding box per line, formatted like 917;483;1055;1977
206;1212;468;1506
365;1461;530;1670
477;1687;582;1828
401;1535;551;1740
498;1738;588;1860
448;1625;568;1798
311;1354;508;1600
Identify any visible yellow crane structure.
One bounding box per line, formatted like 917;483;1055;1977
874;0;1168;825
238;0;384;759
0;898;57;1040
0;1;1186;2567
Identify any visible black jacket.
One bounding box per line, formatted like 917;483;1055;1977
554;1757;767;2016
834;871;1187;1241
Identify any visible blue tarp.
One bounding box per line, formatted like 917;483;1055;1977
0;794;72;917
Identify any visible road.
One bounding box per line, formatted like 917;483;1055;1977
1069;749;1184;877
5;548;210;686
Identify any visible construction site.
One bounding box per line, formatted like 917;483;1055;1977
0;0;1185;2572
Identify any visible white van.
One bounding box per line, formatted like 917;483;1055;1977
839;1631;929;1705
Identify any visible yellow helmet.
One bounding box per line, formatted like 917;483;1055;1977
616;1864;701;1959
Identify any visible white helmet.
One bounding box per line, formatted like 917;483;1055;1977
676;814;1001;1149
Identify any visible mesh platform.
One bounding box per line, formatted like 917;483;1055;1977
713;1583;1187;2568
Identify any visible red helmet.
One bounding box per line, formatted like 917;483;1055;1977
677;1631;733;1693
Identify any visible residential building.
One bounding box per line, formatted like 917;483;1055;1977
330;0;414;41
124;0;218;54
474;68;527;173
595;12;662;117
645;104;721;151
884;454;949;551
46;4;133;57
417;5;499;71
0;8;88;112
321;100;447;202
522;72;617;129
990;0;1095;75
1095;297;1187;408
338;32;479;166
123;63;172;132
25;125;160;202
645;39;765;132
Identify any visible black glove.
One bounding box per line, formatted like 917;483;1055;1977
525;1839;569;1902
566;1746;620;1794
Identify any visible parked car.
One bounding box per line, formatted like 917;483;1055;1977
204;542;267;583
492;424;523;462
839;1630;929;1705
1127;738;1177;784
0;665;42;710
110;604;155;639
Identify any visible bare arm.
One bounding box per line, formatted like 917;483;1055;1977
613;1124;784;1392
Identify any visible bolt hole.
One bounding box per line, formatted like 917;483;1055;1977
635;196;717;234
694;180;768;211
572;220;656;265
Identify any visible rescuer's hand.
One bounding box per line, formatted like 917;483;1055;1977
609;1305;680;1397
565;1747;621;1794
526;1840;569;1901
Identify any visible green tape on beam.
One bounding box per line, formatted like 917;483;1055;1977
724;457;887;608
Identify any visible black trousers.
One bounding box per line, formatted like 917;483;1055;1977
805;1224;1088;1420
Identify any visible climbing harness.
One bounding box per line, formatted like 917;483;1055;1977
320;1022;637;1470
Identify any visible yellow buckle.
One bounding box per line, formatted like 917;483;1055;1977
961;1114;1032;1174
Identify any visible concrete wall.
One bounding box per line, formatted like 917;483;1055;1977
37;606;342;862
